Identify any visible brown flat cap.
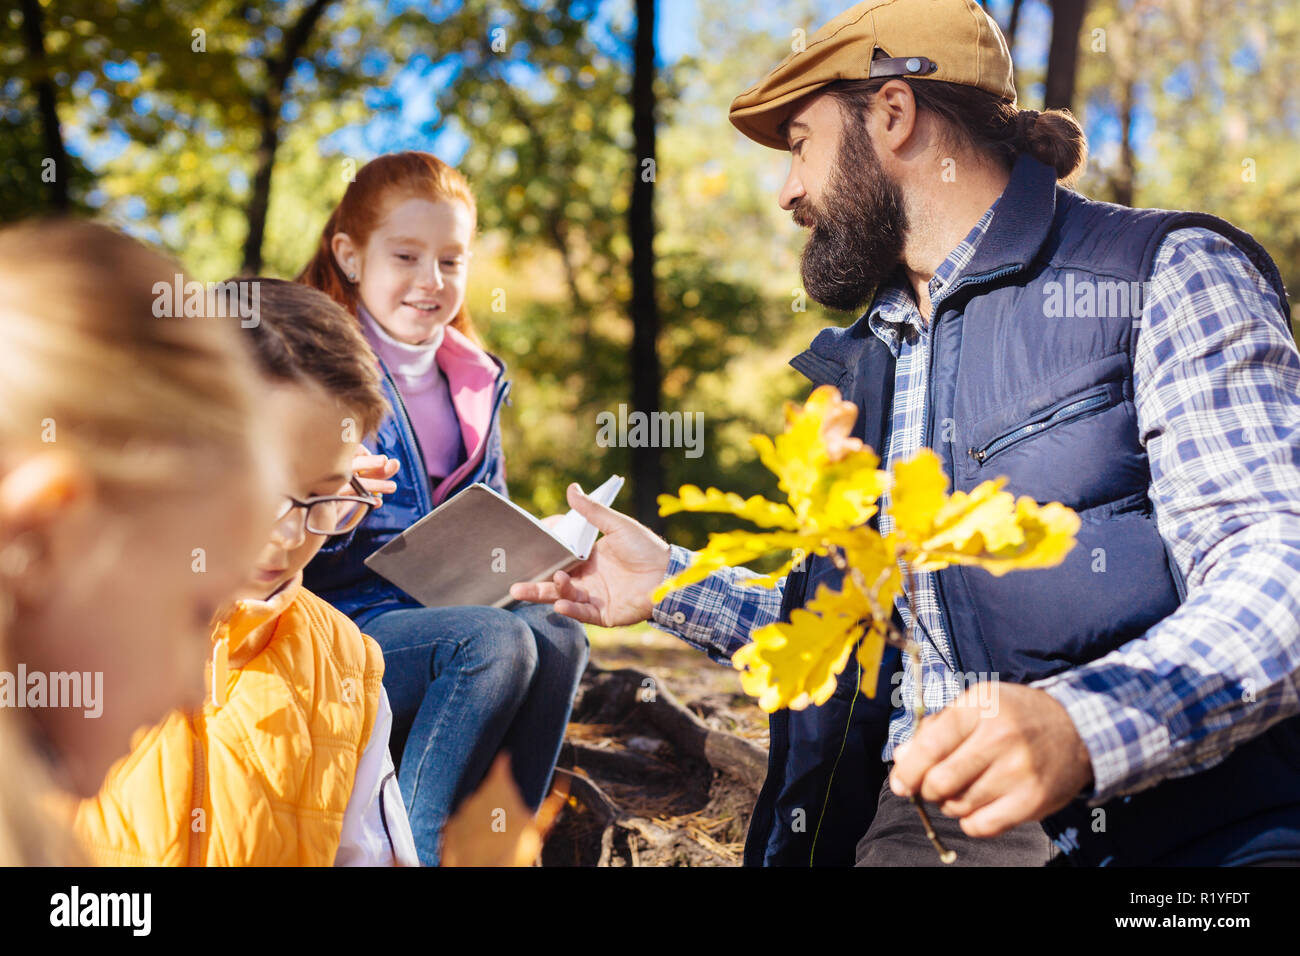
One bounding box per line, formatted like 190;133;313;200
730;0;1017;150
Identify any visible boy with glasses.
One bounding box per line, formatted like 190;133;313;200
75;279;418;865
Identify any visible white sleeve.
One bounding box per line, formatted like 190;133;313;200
334;685;420;866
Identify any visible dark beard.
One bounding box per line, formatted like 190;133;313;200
796;115;909;313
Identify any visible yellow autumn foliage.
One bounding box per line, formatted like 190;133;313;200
656;386;1082;713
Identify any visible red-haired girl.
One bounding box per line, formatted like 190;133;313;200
298;152;588;866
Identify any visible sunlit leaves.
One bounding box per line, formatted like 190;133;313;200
654;385;890;603
749;385;888;530
657;388;1080;713
657;484;800;530
887;449;1082;577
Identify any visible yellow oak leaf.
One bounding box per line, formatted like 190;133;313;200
654;389;1080;716
855;625;888;698
887;449;950;543
962;497;1081;576
656;485;800;530
808;383;866;462
734;605;863;712
887;450;1080;577
651;529;821;603
749;386;888;530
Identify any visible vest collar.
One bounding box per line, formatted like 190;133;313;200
956;153;1060;287
212;572;303;668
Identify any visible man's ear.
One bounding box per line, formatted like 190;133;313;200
873;79;919;153
331;232;360;281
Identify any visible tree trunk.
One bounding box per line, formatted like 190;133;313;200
241;0;334;273
629;0;664;533
242;98;280;275
1114;80;1135;207
1007;0;1026;52
1109;0;1141;207
18;0;69;212
1044;0;1090;111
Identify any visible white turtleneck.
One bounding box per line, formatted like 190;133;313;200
358;306;464;482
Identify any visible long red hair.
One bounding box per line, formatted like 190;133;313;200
297;151;482;346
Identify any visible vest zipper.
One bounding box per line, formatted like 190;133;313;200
938;263;1021;301
923;300;967;675
380;364;434;513
920;263;1029;676
968;390;1110;464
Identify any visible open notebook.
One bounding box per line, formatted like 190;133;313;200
363;475;624;609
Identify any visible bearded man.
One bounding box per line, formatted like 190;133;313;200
514;0;1300;867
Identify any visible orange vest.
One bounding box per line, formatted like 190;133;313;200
74;576;385;866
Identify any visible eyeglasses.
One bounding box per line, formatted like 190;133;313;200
273;476;381;537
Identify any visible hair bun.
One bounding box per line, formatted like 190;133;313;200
1015;109;1041;140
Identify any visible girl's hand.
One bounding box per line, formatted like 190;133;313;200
509;483;670;627
352;445;399;503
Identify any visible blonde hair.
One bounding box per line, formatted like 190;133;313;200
0;219;270;865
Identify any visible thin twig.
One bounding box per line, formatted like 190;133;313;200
902;564;956;864
838;546;957;862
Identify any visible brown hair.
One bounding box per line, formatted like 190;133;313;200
296;151;482;346
236;278;390;439
823;77;1088;187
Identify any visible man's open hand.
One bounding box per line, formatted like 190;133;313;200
509;483;670;627
889;682;1095;838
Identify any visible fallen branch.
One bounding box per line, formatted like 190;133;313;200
579;666;768;788
552;768;671;866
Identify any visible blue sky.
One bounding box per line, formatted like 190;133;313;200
335;0;707;161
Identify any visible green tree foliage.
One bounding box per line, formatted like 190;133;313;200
1077;0;1298;320
8;0;1294;550
437;0;844;548
1;1;101;216
3;1;418;273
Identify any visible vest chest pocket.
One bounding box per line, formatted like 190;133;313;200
967;384;1113;466
957;377;1143;510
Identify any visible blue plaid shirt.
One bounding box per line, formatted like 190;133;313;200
651;200;1300;805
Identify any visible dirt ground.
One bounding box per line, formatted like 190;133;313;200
584;623;770;742
541;623;771;867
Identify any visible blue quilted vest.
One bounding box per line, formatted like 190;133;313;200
744;153;1300;866
303;361;511;628
742;317;905;867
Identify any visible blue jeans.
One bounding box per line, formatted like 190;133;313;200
362;602;588;866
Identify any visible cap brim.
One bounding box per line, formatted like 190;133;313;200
729;83;833;151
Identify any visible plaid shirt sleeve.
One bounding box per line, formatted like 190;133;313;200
649;544;786;665
1034;227;1300;803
